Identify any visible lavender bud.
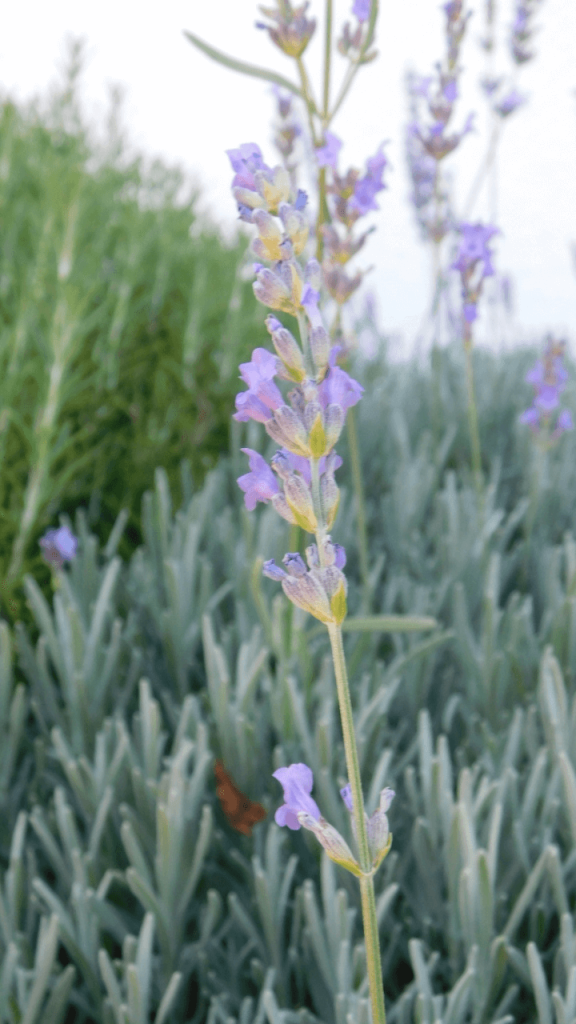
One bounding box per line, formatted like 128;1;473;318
232;185;267;212
324;403;344;450
263;559;287;581
305;543;320;568
305;258;322;290
321;472;340;528
266;316;306;381
265;405;310;456
253;266;292;311
283;474;318;531
252;209;284;261
278;202;309;255
272;492;299;524
254;166;291;212
270;449;292;479
296;812;363;876
282;572;333;623
282;552;308;576
310;326;330;378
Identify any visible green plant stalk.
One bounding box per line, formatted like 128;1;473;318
327;622;386;1024
463;338;483;502
309;450;386;1024
346;405;371;608
6;298;73;588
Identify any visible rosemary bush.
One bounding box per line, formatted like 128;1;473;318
0;43;267;633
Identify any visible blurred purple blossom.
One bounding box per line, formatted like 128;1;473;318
256;1;316;59
237;448;280;510
352;0;371;22
451;223;499;277
350;144;388;214
227;143;270;191
520;339;573;438
234;347;284;423
494;89;526;117
316;132;342;169
318;348;364;412
39;525;78;569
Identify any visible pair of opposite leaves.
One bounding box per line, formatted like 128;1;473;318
214;760;267;836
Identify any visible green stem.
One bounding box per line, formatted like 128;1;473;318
296;57;320;147
328;0;378;121
461;120;501;221
322;0;333;118
327;621;387;1024
463;338;483;503
346;405;371;609
298;293;387;1022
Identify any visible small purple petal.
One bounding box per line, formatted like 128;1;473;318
519;407;540;426
557;409;573;431
352;0;371;21
535;384;560;412
333;544;347;569
316;132;342;170
263;559;287;581
283;552;307;577
234;392;274;423
340;784;353;812
273;763;321;830
237;448;280;510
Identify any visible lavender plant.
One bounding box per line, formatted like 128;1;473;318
185;2;404;1020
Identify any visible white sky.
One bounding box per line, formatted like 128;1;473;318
3;0;576;359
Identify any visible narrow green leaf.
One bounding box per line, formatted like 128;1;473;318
155;972;182;1024
42;964;76;1024
98;947;123;1020
21;914;59;1024
342;615;438;633
503;848;548;941
183;30;302;98
527;941;552;1024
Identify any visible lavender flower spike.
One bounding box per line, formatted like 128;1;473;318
39;525;78;568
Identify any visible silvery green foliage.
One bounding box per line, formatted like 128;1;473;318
2;346;576;1021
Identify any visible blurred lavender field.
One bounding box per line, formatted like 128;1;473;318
2;0;576;358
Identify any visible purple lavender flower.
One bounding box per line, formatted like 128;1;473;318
256;1;316;58
227;143;271;191
451;223;499;277
301;284;324;330
318;347;364;411
520;339;573;438
273;763;321;829
349;144;388;215
234;347;284;423
557;409;574;432
316;132;342;170
237;449;280;510
494;89;526;118
263;559;287;581
352;0;371;21
39;525;78;568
